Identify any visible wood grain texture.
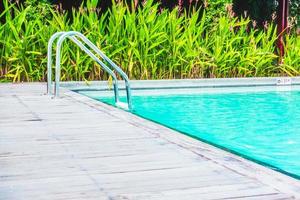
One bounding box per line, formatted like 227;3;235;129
0;83;299;200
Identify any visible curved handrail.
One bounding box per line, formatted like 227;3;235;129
47;31;65;94
54;32;120;103
68;31;132;109
47;31;132;110
70;36;120;103
47;31;120;104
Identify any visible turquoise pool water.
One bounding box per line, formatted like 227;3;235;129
77;87;300;178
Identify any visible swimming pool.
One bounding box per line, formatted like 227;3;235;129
75;83;300;179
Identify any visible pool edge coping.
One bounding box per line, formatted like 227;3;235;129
61;85;300;198
61;76;300;91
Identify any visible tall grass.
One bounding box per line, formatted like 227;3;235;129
0;0;299;82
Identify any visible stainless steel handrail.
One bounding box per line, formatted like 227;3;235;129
47;31;132;110
47;31;64;95
55;32;120;103
47;31;120;105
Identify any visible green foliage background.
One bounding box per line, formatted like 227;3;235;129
0;0;299;82
233;0;299;29
290;0;300;28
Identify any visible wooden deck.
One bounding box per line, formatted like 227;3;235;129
1;83;300;200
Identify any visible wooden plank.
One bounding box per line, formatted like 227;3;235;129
111;182;283;200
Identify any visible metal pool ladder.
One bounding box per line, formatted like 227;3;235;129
47;31;132;110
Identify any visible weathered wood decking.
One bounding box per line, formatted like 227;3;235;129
1;83;300;200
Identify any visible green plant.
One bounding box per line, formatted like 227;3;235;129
281;35;300;75
0;0;299;82
290;0;300;29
